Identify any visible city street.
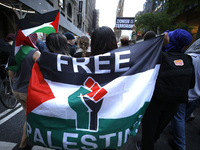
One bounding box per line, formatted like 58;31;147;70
1;97;200;150
0;0;199;149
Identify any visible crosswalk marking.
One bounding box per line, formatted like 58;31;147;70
0;141;17;150
0;103;21;118
0;106;23;125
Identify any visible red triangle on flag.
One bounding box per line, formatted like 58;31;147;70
27;62;55;115
50;11;60;33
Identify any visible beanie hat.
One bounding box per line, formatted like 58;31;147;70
163;29;192;52
5;33;15;42
64;32;75;40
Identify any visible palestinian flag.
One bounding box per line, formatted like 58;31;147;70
8;10;60;72
27;36;164;149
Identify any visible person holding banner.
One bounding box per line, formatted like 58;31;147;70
90;26;118;56
136;29;194;150
10;33;41;150
169;38;200;150
90;26;117;150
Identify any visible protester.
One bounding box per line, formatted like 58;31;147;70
119;35;130;47
90;26;118;56
64;32;77;56
36;33;49;53
9;33;41;150
73;36;91;57
90;26;117;150
130;24;137;44
46;33;70;55
185;39;200;114
0;33;15;79
169;38;200;150
143;31;156;41
136;29;194;150
113;25;120;43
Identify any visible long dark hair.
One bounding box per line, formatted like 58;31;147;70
91;26;117;56
46;33;70;55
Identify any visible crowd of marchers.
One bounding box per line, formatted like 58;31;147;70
0;24;200;150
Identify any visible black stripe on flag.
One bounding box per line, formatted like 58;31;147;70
37;35;164;85
16;10;59;30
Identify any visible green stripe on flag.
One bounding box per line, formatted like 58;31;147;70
26;102;150;149
33;26;56;35
8;46;33;72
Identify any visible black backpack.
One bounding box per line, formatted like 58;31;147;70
152;51;195;103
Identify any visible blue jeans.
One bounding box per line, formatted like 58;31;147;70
171;99;200;150
171;103;186;150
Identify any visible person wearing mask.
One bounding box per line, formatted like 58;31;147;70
73;36;91;57
136;29;194;150
64;32;77;56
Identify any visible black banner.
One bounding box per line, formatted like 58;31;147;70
38;36;164;85
116;17;135;30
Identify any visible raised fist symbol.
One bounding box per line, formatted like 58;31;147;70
68;77;107;131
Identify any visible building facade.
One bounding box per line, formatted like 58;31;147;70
0;0;98;38
142;0;200;40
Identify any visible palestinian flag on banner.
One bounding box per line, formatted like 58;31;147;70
27;36;164;149
8;10;60;72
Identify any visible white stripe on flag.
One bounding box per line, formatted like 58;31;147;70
21;23;53;36
14;46;21;55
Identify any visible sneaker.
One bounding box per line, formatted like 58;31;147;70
135;141;142;150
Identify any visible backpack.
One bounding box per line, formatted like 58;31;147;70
152;51;195;103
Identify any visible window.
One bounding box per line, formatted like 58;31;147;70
67;3;72;18
58;0;65;11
